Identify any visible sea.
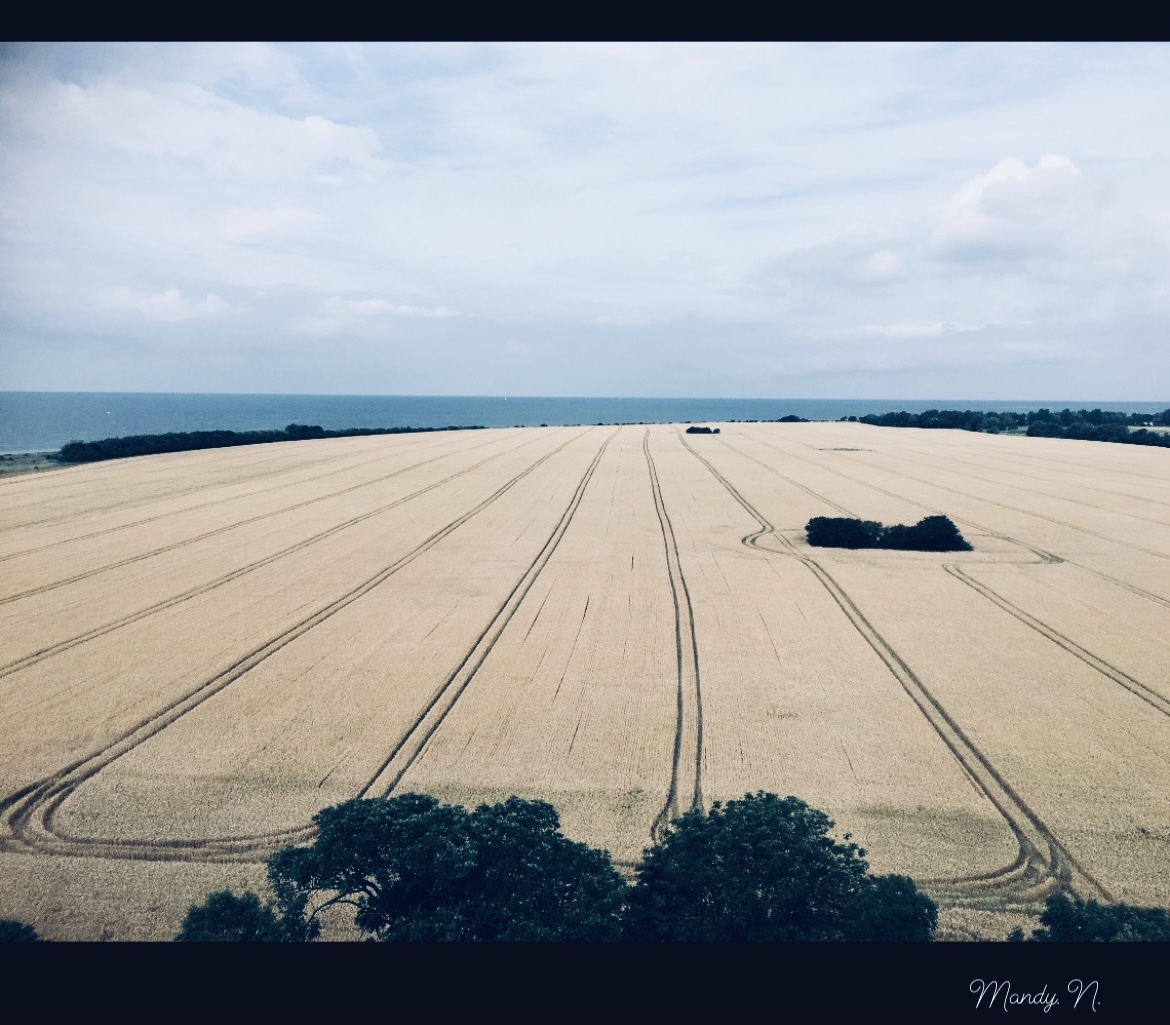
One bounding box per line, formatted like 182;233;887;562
2;392;1168;454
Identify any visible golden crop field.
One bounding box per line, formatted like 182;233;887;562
1;422;1168;940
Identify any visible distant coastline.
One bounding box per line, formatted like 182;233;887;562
2;392;1169;455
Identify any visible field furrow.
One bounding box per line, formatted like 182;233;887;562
1;420;1167;939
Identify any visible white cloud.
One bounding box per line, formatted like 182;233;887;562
933;154;1086;258
320;297;457;318
11;77;391;184
857;321;981;338
861;249;904;281
3;43;1169;398
217;207;323;241
295;296;458;335
104;287;228;322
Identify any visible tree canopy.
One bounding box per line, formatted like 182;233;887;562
0;919;40;942
263;792;628;942
176;790;940;942
806;515;972;552
175;890;289;942
1010;893;1170;942
622;791;937;941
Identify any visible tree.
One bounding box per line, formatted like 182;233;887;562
174;890;288;942
806;516;884;550
623;791;937;941
265;792;628;941
806;515;971;552
897;515;972;552
0;919;40;942
848;873;938;942
1010;893;1170;942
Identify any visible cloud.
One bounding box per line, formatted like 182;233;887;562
3;43;1169;399
104;287;228;322
295;296;459;334
861;249;904;281
10;77;391;184
320;297;457;318
217;207;323;241
857;320;983;338
933;154;1086;259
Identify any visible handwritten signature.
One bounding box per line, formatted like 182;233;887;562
970;978;1100;1013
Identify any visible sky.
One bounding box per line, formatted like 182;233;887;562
1;42;1168;400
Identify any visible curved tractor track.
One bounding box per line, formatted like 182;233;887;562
0;429;614;864
677;430;1112;913
643;429;704;843
717;433;1169;718
739;428;1170;611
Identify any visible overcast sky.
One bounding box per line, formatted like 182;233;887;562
1;42;1168;400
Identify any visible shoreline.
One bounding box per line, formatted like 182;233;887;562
0;451;63;478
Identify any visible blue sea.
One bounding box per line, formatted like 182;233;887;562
2;392;1168;454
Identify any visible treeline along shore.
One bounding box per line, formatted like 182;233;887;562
53;422;487;464
845;406;1170;448
47;406;1170;465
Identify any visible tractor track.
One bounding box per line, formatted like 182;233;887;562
677;430;1112;912
0;432;504;566
362;428;618;801
0;446;365;534
0;433;552;684
0;432;535;606
738;427;1170;610
888;448;1170;524
644;429;704;844
804;438;1170;562
0;429;600;862
943;565;1170;720
717;431;1170;719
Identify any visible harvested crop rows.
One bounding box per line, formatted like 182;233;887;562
1;423;1167;939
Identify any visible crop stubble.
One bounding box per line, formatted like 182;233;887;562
1;422;1167;939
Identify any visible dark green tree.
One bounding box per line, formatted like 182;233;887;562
175;890;288;942
623;791;936;941
266;792;627;941
895;515;973;552
1010;893;1170;942
806;516;884;550
847;873;938;941
0;919;40;942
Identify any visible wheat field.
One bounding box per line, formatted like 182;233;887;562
1;422;1167;939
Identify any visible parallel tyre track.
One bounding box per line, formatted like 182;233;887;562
0;429;600;862
643;429;704;843
0;446;358;534
362;428;619;800
0;432;501;566
0;432;552;683
677;430;1113;911
819;442;1170;562
943;565;1170;719
0;432;532;605
738;427;1170;610
714;430;1170;724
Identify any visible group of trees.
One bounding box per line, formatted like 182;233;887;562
837;407;1170;448
55;423;486;465
1010;894;1170;942
805;515;973;552
174;791;938;943
8;791;1169;942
